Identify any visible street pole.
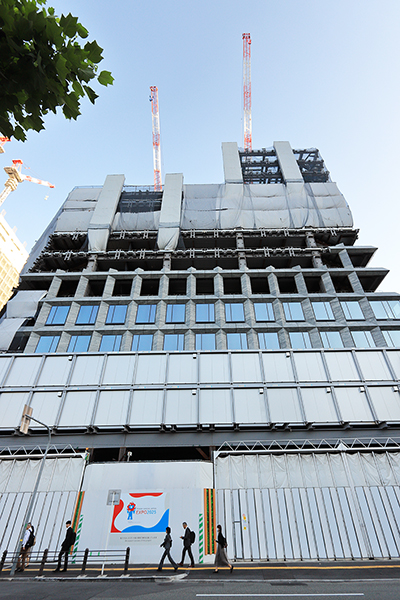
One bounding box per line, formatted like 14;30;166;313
10;412;51;577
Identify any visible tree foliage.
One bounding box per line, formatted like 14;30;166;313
0;0;113;140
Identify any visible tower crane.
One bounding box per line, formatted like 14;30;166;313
0;159;55;208
0;137;10;154
149;86;162;192
242;33;252;152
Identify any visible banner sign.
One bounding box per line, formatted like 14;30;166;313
111;492;169;534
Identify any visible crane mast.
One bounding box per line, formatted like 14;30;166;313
0;137;10;154
150;86;162;192
0;159;54;207
242;33;252;152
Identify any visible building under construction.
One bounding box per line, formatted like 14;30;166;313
1;141;400;563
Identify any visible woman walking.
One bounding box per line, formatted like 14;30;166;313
158;526;178;571
214;524;233;573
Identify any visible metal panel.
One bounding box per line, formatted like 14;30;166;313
4;356;42;387
269;490;284;559
306;488;327;559
355;351;393;381
239;489;251;558
314;488;335;558
135;354;167;385
246;490;260;559
94;390;130;428
268;388;303;423
103;354;136;385
164;389;197;425
261;489;276;559
70;355;104;386
224;489;234;558
0;392;29;428
387;350;400;379
168;354;197;384
231;353;262;383
0;357;12;384
293;352;327;381
284;489;300;558
291;489;310;558
199;389;232;424
368;387;400;422
335;387;374;422
233;388;267;424
369;487;398;556
231;490;243;559
37;356;72;387
322;488;344;558
277;488;293;559
128;390;164;425
324;352;360;381
199;353;230;384
30;391;62;428
254;489;267;559
301;387;338;423
261;353;295;383
58;391;97;428
355;487;382;557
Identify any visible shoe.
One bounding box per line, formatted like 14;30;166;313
190;564;195;568
61;568;67;572
178;562;183;566
230;565;234;573
53;569;60;572
213;569;218;573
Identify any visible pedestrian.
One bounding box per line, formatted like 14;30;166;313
53;520;76;572
16;522;35;572
178;521;195;568
157;526;178;572
213;524;233;573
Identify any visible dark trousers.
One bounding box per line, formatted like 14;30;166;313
158;548;177;569
57;549;69;570
17;547;29;570
181;545;194;565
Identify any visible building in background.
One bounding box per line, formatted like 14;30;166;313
0;141;400;563
0;210;28;311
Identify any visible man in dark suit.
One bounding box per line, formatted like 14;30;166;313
178;522;195;568
54;520;75;572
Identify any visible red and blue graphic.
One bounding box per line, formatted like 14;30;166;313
111;493;168;533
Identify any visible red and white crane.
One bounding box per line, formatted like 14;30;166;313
0;137;10;154
150;86;162;192
0;159;55;208
242;33;252;152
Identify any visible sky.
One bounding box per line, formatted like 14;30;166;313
2;0;400;292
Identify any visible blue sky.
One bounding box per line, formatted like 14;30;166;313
2;0;400;291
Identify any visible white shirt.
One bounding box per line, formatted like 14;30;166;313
22;527;32;547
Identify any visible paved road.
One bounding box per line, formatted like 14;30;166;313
0;577;399;600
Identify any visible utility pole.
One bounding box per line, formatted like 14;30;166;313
10;406;52;577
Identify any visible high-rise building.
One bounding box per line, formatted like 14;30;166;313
0;141;400;563
0;210;28;311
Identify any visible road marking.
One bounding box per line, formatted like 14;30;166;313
196;595;364;598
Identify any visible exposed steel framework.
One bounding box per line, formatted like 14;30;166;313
150;86;162;192
0;137;10;154
242;33;252;152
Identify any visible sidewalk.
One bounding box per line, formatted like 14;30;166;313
2;560;400;581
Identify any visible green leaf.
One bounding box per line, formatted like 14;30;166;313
83;85;98;104
84;40;103;63
97;70;114;86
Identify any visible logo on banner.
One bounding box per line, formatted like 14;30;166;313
111;493;168;533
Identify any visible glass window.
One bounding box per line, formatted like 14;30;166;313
320;331;344;349
258;332;280;350
283;302;305;321
166;304;185;323
312;301;334;321
351;330;375;348
227;333;248;350
195;304;215;323
136;304;156;324
46;305;69;325
164;334;185;351
289;331;312;349
195;333;216;350
35;335;60;353
382;330;400;347
370;300;400;320
106;304;127;324
76;305;99;325
67;335;91;352
254;303;274;322
99;334;122;352
225;303;245;322
131;334;153;351
340;301;365;320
